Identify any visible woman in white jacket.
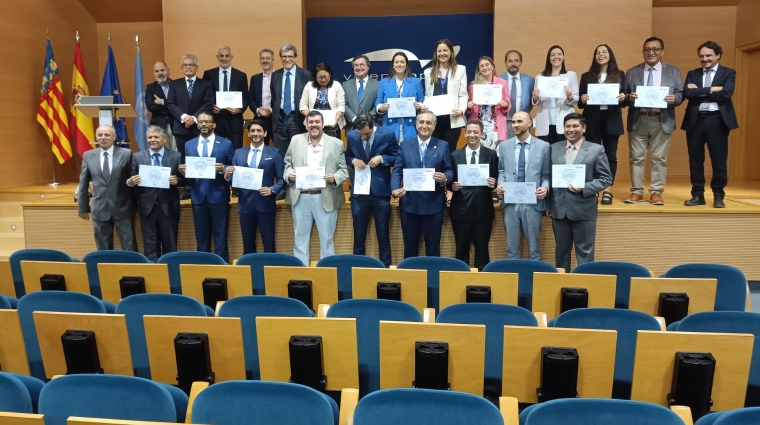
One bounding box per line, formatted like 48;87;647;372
423;39;468;153
299;62;345;138
532;45;579;144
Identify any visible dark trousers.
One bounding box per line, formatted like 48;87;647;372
400;210;444;258
273;112;300;158
175;133;195;190
214;114;243;149
239;210;276;254
260;115;273;145
686;113;730;198
552;217;596;272
351;195;391;267
140;207;179;262
192;202;230;263
451;218;492;270
587;112;620;186
539;125;567;144
432;115;462;153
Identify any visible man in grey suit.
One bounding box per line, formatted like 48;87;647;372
77;125;136;251
549;113;612;272
496;112;551;260
342;55;380;132
624;36;684;206
499;50;535;139
284;110;349;265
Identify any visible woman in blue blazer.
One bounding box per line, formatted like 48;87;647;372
375;52;425;142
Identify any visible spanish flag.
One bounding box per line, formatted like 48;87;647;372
70;40;94;157
37;39;73;164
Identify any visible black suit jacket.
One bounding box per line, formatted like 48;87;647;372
166;77;215;136
130;148;183;219
249;72;265;114
578;71;626;138
448;146;499;223
681;65;739;131
201;67;249;114
145;80;172;128
270;66;312;132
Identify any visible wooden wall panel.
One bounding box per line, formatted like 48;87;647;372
741;50;760;180
304;0;493;18
736;0;760;48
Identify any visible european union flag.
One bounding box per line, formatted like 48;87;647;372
100;44;127;141
133;48;149;150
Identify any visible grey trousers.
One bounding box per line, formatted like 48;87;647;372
628;115;672;195
552;217;596;272
503;204;543;260
92;216;137;251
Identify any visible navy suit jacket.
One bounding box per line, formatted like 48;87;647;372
248;72;265;113
145;80;171;128
184;135;235;205
391;137;453;215
345;126;398;198
231;144;284;214
681;65;738;131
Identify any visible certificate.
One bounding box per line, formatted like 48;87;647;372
587;84;620;105
472;84;502;106
634;86;670;108
388;97;416;118
138;165;170;189
457;164;490;187
537;76;569;99
295;166;326;189
424;95;454;116
313;109;338;126
353;166;371;195
216;91;243;109
185;157;217;179
232;167;263;191
552;164;586;189
504;182;537;204
403;168;435;192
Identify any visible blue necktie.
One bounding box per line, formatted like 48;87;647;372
517;143;526;182
222;70;228;92
152;152;160;167
283;71;292;115
250;148;258;168
420;142;427;164
202;139;209;157
358;79;365;102
187;79;194;98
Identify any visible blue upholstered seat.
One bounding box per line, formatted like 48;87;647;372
662;263;747;311
482;259;558;310
572;261;651;308
234;253;304;295
397;257;470;311
316;254;385;300
82;250;151;299
10;249;75;297
157;251;226;294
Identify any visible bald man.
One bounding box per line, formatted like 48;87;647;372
145;61;176;150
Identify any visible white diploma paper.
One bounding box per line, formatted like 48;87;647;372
425;95;454;116
587;84;620;105
388;97;417;118
472;84;502;106
504;182;537;204
313;109;338;126
403;168;435;191
552;164;586;189
537;76;570;99
216;91;243;109
295;166;326;189
185;157;217;179
232;167;263;190
138;165;171;189
457;164;490;187
353;166;371;195
634;86;670;108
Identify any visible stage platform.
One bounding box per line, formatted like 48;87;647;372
4;177;760;279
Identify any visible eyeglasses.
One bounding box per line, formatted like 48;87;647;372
316;75;331;80
643;48;662;53
280;55;295;60
181;63;197;68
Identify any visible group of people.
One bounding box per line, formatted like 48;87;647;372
76;37;738;272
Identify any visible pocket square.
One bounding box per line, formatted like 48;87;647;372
265;158;272;160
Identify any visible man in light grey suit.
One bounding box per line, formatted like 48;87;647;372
342;55;380;132
496;112;551;260
624;36;684;206
499;50;535;139
550;113;612;272
77;125;136;251
284;110;349;265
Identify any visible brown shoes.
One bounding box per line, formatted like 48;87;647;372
650;194;664;205
623;193;644;203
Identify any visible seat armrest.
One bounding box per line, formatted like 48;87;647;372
423;308;435;323
339;388;359;425
499;396;519;425
654;316;667;331
670;405;693;425
317;304;330;318
185;381;210;423
533;312;548;327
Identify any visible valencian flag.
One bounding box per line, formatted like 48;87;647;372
70;38;95;157
100;44;128;140
37;38;73;164
133;43;149;150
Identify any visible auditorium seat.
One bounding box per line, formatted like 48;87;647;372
0;371;38;413
217;295;313;380
82;250;151;300
0;293;12;309
235;253;304;295
695;407;760;425
115;293;211;379
316;254;385;300
482;259;559;310
353;388;504;425
397;257;470;312
9;249;75;297
326;298;422;396
572;261;651;308
437;302;538;402
191;380;338;425
157;252;226;295
519;398;684;425
662;263;747;311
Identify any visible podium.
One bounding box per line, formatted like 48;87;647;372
75;96;137;142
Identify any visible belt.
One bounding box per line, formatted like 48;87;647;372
641;111;661;116
699;110;720;117
300;189;322;194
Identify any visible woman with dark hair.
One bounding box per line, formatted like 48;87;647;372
423;39;469;152
578;44;626;204
466;56;511;150
376;52;425;142
299;61;345;138
532;45;579;144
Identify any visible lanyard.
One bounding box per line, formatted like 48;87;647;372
397;80;404;98
440;69;449;89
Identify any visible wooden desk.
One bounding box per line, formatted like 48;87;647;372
627;278;717;316
0;310;29;374
0;260;15;297
438;271;518;311
21;261;90;294
263;266;338;309
532;272;616;320
179;264;253;304
98;263;170;305
0;413;45;425
352;268;427;314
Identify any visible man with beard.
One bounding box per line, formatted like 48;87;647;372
499;50;535;138
145;61;176;150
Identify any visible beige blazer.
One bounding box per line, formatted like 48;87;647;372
299;81;347;128
423;65;469;128
283;133;348;212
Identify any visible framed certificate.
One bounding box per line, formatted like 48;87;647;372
537;76;569;99
472;84;502;106
587;84;620;105
388;97;416;118
232;167;263;190
403;168;435;191
216;91;243;109
504;182;537;204
138;165;170;189
634;86;669;108
295;166;326;189
185;157;216;179
457;164;489;187
552;164;586;189
424;95;454;116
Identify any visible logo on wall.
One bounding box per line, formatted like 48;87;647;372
343;46;461;70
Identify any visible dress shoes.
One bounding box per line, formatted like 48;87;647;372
649;194;664;205
684;195;706;206
714;197;726;208
623;193;644;203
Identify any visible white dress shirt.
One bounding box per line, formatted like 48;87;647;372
280;65;299;113
356;77;369;93
702;64;719;111
465;145;481;164
247;144;264;168
197;133;216;157
218;66;232;92
99;145;114;173
306;137;324;167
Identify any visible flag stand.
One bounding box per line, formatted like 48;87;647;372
49;154;64;187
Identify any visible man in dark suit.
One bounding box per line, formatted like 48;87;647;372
448;120;498;270
144;61;175;150
223;119;284;254
77;125;136;251
201;46;248;150
178;111;235;263
126;126;183;262
166;54;215;162
342;55;380;132
499;50;535;139
248;48;275;145
682;41;739;208
391;110;454;258
270;43;312;158
345;113;398;267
